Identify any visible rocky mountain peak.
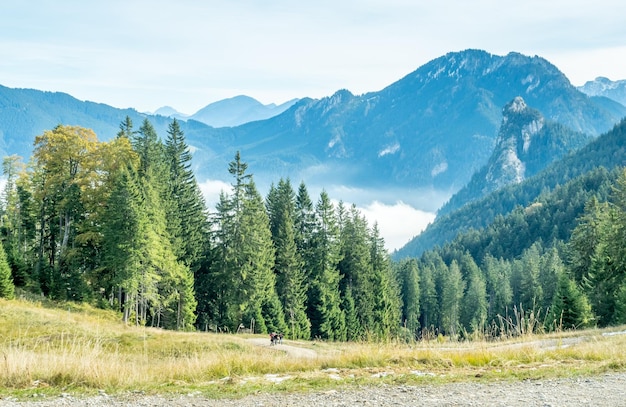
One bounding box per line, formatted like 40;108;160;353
485;97;546;189
505;96;528;113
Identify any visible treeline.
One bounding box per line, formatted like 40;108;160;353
0;119;401;340
402;166;626;337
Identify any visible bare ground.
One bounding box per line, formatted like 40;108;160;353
2;373;626;406
247;337;318;358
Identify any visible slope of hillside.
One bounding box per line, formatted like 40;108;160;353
394;117;626;259
439;97;591;215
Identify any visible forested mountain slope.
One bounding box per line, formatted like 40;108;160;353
394;117;626;260
439;97;591;215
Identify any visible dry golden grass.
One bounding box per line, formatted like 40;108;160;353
1;296;625;398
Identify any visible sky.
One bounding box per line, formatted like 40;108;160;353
2;0;625;250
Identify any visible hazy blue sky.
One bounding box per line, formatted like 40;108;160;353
2;0;625;114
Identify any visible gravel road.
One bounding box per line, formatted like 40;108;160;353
3;373;625;406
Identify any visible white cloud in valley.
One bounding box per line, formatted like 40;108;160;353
198;179;437;252
357;201;436;252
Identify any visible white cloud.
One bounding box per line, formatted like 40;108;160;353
357;201;436;252
198;179;232;210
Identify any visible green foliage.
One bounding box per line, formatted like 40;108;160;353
267;179;310;339
397;258;420;338
440;260;464;337
0;241;14;299
307;192;345;341
547;272;593;330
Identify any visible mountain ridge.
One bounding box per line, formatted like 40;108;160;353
152;95;300;128
0;50;624;214
578;77;626;106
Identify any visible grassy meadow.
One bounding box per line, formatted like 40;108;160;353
1;295;626;400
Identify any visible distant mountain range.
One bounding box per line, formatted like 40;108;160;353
153;95;299;127
578;77;626;107
0;49;625;216
184;50;624;199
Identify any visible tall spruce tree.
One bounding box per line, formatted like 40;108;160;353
398;258;420;339
441;260;464;338
482;254;513;325
308;191;345;340
418;261;438;335
459;253;487;334
0;240;14;299
164;119;208;272
239;178;286;333
1;155;32;288
338;205;375;339
101;167;147;323
547;271;593;330
266;179;310;339
209;152;286;333
369;223;401;339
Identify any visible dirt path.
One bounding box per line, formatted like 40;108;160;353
246;337;318;359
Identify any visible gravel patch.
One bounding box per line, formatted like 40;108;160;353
3;373;625;406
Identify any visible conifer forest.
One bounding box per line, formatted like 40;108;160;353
1;118;625;341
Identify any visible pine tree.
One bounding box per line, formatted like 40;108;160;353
418;262;438;335
539;247;564;312
461;268;488;334
369;223;401;339
548;272;593;330
398;258;420;339
338;205;375;339
101;168;152;324
458;253;487;334
482;254;512;325
238;178;286;333
209;152;285;333
164;119;208;272
341;285;358;341
133;119;165;180
266;179;310;338
308;191;345;340
0;240;14;299
517;243;544;312
1;155;32;288
441;260;464;338
117;116;135;139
